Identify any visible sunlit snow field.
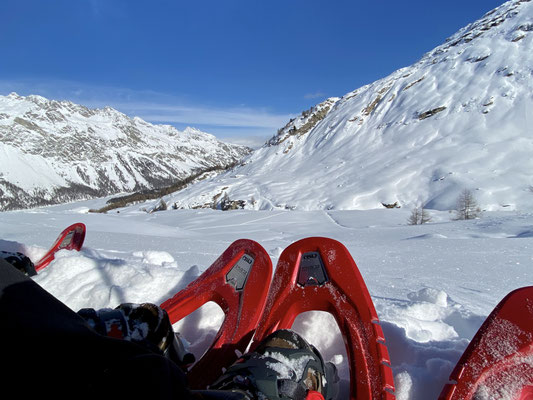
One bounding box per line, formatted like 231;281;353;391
1;198;532;399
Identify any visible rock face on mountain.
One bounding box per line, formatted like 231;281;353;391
0;93;251;211
167;0;533;212
267;97;340;149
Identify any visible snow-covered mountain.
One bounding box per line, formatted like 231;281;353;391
0;93;251;211
168;0;533;212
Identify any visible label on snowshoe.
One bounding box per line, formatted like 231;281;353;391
59;230;75;249
298;252;329;286
226;253;255;291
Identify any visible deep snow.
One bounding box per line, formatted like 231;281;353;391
1;199;532;399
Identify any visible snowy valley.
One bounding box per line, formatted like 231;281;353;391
1;1;533;399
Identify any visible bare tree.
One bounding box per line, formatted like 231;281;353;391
454;189;481;220
150;198;168;213
408;204;432;225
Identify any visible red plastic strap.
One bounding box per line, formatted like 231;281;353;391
35;223;86;272
251;237;395;400
160;239;272;389
519;386;533;400
306;390;325;400
439;286;533;400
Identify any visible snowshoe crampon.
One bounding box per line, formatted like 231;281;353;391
160;239;272;389
251;237;395;400
439;286;533;400
34;222;86;272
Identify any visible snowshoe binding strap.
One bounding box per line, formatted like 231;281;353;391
251;237;395;400
160;239;273;389
78;307;130;339
439;286;533;400
35;223;86;272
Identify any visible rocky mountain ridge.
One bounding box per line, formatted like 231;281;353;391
0;93;251;211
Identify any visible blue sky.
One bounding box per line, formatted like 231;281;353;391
1;0;505;146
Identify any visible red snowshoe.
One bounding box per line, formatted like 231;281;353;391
251;237;395;400
160;239;273;389
160;237;395;399
34;222;86;272
439;286;533;400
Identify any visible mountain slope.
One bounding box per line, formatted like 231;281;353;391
167;0;533;212
0;93;251;211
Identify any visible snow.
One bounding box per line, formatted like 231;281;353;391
1;200;533;399
264;351;313;380
132;250;177;266
0;144;67;189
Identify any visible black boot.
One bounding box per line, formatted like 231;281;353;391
210;329;339;400
78;303;195;370
0;251;36;276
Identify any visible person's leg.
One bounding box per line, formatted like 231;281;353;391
0;258;192;400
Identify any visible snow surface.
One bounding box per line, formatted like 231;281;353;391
1;199;532;399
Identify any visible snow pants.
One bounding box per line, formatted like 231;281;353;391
0;258;193;400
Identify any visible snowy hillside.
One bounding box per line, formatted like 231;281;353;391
1;202;532;399
168;0;533;212
0;93;251;211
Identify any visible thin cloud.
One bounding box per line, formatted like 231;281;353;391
304;91;325;100
0;79;292;138
136;105;290;128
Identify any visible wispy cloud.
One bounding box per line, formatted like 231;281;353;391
0;79;292;142
304;91;325;100
131;103;289;128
